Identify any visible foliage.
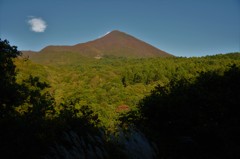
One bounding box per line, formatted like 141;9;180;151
0;40;87;158
1;39;240;158
132;64;240;159
0;39;21;117
16;52;240;128
1;40;156;158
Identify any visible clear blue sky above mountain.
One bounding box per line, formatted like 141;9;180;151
0;0;239;57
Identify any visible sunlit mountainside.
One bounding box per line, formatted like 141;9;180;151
22;30;172;65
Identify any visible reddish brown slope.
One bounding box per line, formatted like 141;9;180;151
73;30;172;57
23;30;172;64
40;30;171;57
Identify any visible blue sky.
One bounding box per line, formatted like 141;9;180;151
0;0;239;57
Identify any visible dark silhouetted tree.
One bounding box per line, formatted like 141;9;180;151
130;65;240;159
0;39;22;118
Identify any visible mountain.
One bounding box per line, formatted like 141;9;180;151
22;30;173;64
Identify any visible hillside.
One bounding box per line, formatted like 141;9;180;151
3;37;240;159
22;30;172;64
15;52;240;123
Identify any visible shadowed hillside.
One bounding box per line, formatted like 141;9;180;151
22;30;172;64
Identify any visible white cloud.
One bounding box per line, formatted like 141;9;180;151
28;17;47;33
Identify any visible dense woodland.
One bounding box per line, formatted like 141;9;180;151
1;39;240;158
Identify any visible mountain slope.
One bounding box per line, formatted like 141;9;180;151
23;30;173;64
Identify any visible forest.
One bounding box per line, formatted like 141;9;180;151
1;39;240;159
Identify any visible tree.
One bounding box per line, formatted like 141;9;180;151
0;39;21;117
129;65;240;159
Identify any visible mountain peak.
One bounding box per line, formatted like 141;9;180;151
108;30;122;33
100;30;127;38
23;31;173;64
108;30;123;34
